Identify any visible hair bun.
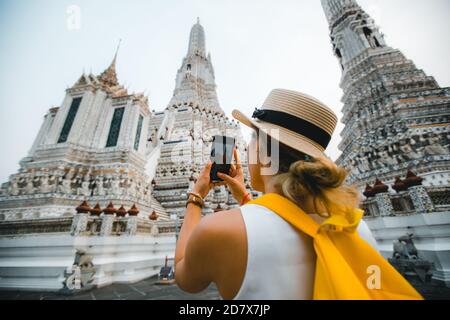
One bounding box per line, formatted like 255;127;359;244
288;157;347;193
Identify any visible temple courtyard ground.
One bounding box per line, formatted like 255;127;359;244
0;276;449;300
0;276;220;300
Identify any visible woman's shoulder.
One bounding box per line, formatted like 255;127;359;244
187;208;246;266
193;208;247;299
198;207;244;236
194;208;247;262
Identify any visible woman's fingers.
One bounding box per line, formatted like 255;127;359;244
217;172;236;186
201;161;212;177
217;171;247;203
234;148;243;176
234;148;242;168
229;164;237;178
192;161;213;198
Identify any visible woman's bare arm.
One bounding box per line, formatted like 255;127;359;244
174;150;249;294
174;161;216;292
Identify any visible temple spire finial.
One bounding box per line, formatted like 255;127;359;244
98;40;121;87
112;38;122;66
321;0;359;24
187;19;206;57
322;0;388;69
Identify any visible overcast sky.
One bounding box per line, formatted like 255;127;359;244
0;0;449;184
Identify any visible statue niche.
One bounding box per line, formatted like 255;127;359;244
363;27;381;48
423;132;448;156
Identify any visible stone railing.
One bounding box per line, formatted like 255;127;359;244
362;198;379;217
427;187;450;209
390;193;415;215
0;214;176;237
0;217;73;236
70;214;176;237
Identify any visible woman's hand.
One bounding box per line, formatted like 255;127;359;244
192;160;214;199
217;148;248;204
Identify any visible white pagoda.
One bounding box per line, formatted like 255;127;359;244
149;18;252;219
0;19;251;292
321;0;450;288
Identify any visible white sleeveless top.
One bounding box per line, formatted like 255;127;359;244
232;204;379;300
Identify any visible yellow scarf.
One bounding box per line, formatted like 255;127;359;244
248;193;423;300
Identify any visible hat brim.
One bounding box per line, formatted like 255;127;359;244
232;109;326;159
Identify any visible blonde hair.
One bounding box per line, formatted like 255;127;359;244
256;130;359;218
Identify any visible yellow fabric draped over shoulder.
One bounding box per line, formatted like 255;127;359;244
248;193;423;300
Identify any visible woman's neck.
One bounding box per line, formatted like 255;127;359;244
262;176;280;195
262;175;325;215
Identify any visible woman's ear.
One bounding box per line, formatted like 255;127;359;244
248;131;265;192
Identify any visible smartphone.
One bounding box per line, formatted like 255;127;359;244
210;135;236;183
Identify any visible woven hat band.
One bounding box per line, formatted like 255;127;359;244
252;108;332;149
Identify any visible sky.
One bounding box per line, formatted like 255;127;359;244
0;0;449;184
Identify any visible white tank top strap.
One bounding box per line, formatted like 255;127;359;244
232;203;379;300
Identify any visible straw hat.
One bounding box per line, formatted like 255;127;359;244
232;89;338;158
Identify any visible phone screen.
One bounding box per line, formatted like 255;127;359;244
210;135;236;182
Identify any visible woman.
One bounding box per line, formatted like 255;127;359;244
174;89;380;300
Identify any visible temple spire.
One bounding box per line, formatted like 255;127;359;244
322;0;442;193
187;18;206;57
321;0;360;25
321;0;387;68
168;18;222;114
111;38;122;67
98;40;121;87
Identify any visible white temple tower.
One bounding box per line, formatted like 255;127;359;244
321;0;449;189
149;19;252;219
0;46;175;291
321;0;450;288
0;47;168;220
0;46;169;221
